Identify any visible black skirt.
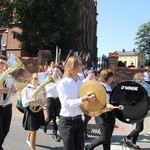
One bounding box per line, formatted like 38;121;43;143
22;106;45;131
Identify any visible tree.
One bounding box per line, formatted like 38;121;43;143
118;61;126;67
1;0;81;58
135;21;150;58
0;0;14;27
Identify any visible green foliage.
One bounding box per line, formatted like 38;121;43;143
118;61;126;67
1;0;81;58
0;0;14;27
135;21;150;56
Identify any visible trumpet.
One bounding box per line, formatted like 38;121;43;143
29;75;54;113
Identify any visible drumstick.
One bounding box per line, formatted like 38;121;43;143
113;105;124;110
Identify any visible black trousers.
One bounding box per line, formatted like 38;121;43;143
84;113;91;134
0;104;12;150
127;120;144;144
45;97;61;134
59;117;84;150
88;111;115;150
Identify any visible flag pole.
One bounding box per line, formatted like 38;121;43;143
55;45;58;64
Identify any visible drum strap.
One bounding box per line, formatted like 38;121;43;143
101;84;111;96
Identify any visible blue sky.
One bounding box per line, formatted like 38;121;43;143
97;0;150;57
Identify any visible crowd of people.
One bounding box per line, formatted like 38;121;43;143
0;50;150;150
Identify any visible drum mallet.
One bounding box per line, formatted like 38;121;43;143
113;105;124;110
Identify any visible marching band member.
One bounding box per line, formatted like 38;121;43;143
143;66;150;82
123;72;144;149
85;69;116;150
43;65;61;142
0;51;17;150
22;73;45;150
57;56;96;150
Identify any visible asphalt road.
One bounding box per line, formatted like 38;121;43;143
2;91;150;150
3;113;150;150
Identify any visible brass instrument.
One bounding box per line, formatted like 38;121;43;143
79;80;107;117
29;75;54;113
0;57;25;105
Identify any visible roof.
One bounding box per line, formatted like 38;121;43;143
118;51;139;56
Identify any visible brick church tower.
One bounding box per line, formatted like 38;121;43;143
79;0;98;66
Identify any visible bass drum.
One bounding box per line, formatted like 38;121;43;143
110;81;150;123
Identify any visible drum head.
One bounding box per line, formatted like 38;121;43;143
110;81;150;123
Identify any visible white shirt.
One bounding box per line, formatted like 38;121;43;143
57;77;83;117
0;75;16;106
45;82;59;98
144;72;150;81
82;78;90;83
22;83;45;107
100;82;112;112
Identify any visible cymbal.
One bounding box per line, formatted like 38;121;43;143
79;80;107;117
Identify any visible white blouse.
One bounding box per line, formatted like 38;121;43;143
22;84;36;107
22;83;45;107
100;82;112;112
144;72;150;81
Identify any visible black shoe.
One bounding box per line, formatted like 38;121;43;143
84;134;90;140
85;145;91;150
123;137;131;147
130;143;141;149
52;134;61;142
43;126;47;133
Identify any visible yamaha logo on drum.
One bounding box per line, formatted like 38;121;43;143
121;85;138;91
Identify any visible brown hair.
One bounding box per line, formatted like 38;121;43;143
52;64;61;70
98;69;114;83
0;55;7;61
64;56;81;77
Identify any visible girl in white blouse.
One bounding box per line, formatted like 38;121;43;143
85;69;115;150
22;73;45;150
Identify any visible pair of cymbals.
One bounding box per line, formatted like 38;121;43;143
79;80;107;117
